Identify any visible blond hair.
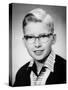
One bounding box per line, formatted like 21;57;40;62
23;8;54;33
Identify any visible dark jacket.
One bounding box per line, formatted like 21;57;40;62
13;55;66;86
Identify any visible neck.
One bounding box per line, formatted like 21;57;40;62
34;50;51;74
35;60;43;75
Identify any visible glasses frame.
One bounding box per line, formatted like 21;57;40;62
24;33;53;43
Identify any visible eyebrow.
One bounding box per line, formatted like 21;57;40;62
24;33;53;39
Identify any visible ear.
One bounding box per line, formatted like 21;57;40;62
22;36;26;44
52;34;56;44
22;36;24;41
22;36;28;47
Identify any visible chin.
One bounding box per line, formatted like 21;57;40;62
32;55;45;61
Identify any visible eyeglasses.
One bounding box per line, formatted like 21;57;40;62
24;33;53;44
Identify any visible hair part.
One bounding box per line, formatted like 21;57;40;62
23;13;42;31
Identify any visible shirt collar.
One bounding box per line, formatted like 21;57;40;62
44;50;55;72
28;50;56;72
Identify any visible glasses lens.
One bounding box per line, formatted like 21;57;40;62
40;33;53;43
40;36;49;42
24;35;34;43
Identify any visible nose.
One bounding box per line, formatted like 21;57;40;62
34;38;41;48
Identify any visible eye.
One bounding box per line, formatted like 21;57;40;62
40;33;53;38
40;34;49;38
28;36;34;39
41;34;47;38
24;35;34;40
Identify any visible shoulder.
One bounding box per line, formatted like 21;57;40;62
55;55;66;65
47;55;66;84
54;54;66;72
14;61;30;86
16;61;30;76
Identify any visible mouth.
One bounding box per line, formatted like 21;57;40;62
33;50;44;56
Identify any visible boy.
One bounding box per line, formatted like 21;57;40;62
14;8;66;86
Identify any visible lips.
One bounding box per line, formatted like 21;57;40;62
34;50;44;56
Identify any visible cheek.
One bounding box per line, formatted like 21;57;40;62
25;43;33;52
43;40;52;49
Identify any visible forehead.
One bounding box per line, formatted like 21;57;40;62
24;22;51;35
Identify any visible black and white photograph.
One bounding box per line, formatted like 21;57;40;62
9;3;66;87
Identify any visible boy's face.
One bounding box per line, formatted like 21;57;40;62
24;22;55;61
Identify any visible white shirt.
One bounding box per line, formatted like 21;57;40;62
29;51;55;86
